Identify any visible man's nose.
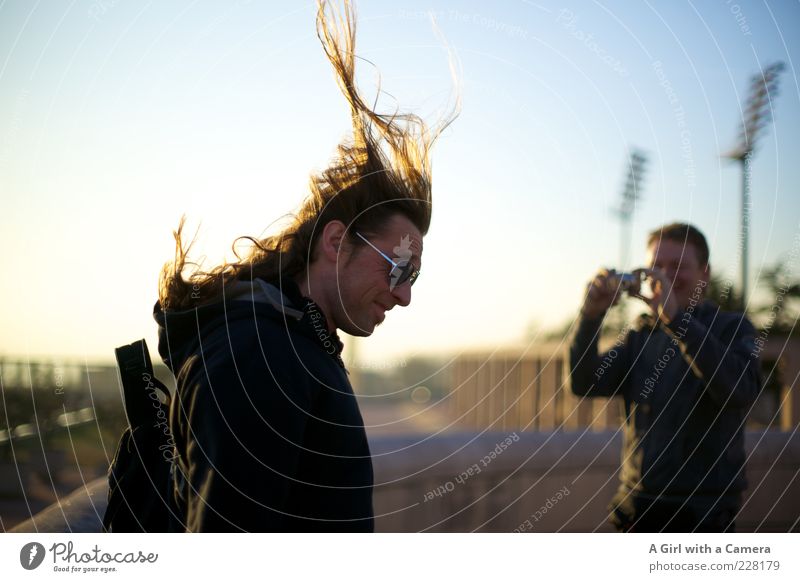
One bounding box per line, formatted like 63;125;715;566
391;283;412;307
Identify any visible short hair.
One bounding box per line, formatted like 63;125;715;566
647;222;709;267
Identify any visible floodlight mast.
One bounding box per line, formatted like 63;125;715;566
724;62;784;307
615;149;648;270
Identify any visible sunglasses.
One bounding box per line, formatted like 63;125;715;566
355;232;420;291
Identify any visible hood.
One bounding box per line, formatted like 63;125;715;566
153;277;345;376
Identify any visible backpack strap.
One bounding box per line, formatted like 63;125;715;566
103;339;176;532
115;339;171;426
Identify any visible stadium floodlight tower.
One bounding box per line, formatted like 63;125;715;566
614;149;648;270
611;149;647;328
724;61;784;307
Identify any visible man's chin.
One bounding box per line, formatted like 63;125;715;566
341;323;375;337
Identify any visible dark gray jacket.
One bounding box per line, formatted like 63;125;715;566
570;301;761;503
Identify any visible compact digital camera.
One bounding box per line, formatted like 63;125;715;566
616;270;646;293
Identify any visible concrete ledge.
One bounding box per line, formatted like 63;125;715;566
10;429;799;532
372;429;621;532
10;478;108;533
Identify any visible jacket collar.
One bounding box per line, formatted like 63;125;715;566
232;277;346;368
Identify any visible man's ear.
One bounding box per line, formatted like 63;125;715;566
318;220;348;264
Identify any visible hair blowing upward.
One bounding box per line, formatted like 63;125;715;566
159;0;458;311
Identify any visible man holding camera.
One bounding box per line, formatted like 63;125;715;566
570;223;762;532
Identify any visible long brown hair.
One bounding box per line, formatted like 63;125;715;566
159;0;457;311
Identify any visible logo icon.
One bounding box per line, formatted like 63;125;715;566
20;542;46;570
390;235;414;291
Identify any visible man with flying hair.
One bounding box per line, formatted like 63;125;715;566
154;0;455;532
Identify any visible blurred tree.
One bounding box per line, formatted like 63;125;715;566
753;262;800;337
706;272;744;312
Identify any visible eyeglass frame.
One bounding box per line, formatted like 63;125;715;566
354;231;420;291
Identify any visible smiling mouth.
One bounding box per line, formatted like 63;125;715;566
374;303;389;321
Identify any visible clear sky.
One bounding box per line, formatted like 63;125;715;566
1;0;798;366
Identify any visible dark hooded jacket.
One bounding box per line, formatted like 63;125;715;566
154;277;374;532
570;301;762;518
